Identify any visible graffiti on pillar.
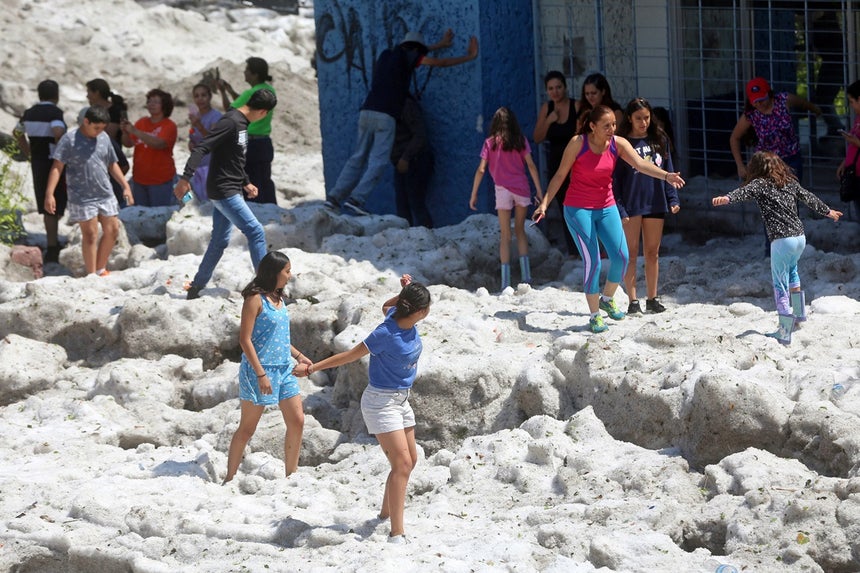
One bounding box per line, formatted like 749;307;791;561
317;0;427;91
317;2;369;86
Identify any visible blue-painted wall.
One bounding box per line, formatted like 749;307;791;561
313;0;536;227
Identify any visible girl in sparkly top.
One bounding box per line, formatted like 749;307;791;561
712;152;842;345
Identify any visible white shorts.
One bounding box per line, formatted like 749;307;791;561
361;386;415;435
67;196;119;223
494;185;532;210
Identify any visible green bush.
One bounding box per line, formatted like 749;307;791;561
0;141;26;245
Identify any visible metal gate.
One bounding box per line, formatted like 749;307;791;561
534;0;859;193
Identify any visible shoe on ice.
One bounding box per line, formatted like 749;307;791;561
599;297;625;320
589;315;608;333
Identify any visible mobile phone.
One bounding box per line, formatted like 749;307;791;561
181;191;194;204
120;109;128;122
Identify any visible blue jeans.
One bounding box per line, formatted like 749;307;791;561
132;177;178;207
329;110;396;205
192;193;267;288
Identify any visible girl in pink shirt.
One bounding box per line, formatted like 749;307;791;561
470;107;543;290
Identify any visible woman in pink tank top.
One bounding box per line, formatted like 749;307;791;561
533;106;685;333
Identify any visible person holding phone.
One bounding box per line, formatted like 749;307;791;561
836;80;860;212
173;88;277;300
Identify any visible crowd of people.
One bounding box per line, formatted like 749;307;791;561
12;43;860;545
13;59;281;273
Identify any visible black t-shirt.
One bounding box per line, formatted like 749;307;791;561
182;108;250;200
361;46;423;119
20;102;66;161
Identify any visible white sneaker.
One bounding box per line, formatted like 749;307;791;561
387;534;409;544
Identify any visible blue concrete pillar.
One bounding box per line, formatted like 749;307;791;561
314;0;536;227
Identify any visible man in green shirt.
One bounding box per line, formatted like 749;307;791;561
217;57;277;204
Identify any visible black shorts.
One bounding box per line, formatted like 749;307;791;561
642;212;666;220
32;157;67;216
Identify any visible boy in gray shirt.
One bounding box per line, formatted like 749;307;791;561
45;106;133;276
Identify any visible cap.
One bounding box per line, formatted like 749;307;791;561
746;77;771;104
400;32;428;55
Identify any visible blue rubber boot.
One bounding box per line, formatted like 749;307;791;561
519;256;531;284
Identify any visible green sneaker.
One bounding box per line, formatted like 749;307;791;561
589;315;608;333
599;297;626;320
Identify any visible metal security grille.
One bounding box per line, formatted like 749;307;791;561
678;0;858;189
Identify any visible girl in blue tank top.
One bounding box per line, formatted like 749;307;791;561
224;251;313;484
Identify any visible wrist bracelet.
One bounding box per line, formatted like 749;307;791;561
257;372;266;378
664;172;669;181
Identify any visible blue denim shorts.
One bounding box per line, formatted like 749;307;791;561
360;386;415;435
239;363;300;406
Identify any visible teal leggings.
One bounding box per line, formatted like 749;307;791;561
564;206;629;294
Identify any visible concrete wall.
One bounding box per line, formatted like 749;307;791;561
313;0;536;226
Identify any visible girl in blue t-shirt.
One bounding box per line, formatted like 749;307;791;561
224;251;313;484
299;274;430;544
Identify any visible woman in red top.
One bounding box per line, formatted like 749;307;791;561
121;88;178;206
533;106;685;333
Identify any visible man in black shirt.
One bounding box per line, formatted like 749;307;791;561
174;88;277;300
15;80;67;262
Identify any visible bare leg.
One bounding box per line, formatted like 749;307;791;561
278;395;305;476
641;217;665;300
375;427;417;536
497;209;512;264
513;205;529;257
585;292;600;314
224;400;265;483
77;218;99;275
96;214;119;271
623;216;643;301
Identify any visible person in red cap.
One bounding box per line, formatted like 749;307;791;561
729;77;822;181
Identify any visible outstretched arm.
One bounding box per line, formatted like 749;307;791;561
787;93;822;116
533;135;583;221
427;29;454;52
422;36;478;68
616;136;684;188
301;342;370;377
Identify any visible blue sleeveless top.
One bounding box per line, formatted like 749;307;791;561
239;294;294;384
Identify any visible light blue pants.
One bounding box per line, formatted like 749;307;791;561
192;193;267;288
329;110;396;205
770;235;805;315
564;205;629;294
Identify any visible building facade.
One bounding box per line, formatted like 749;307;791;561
315;1;860;227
